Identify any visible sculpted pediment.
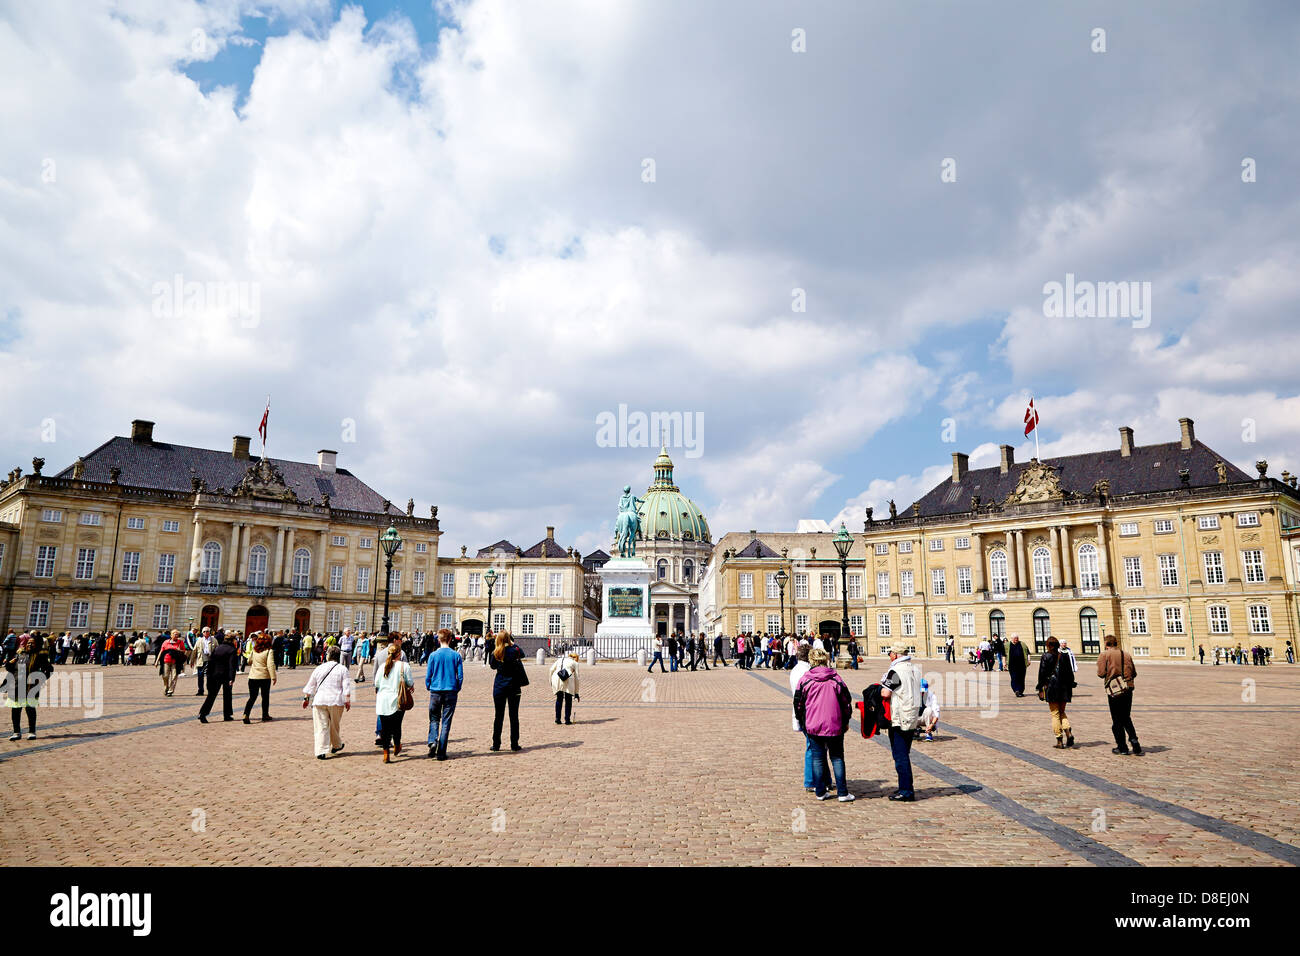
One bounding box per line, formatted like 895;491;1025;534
234;457;297;502
1003;460;1064;506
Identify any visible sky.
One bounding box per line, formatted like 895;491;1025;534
2;0;1299;558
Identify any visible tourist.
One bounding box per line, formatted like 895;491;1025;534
1198;644;1205;665
1007;633;1030;697
373;640;414;763
302;645;352;759
845;636;859;670
945;635;955;663
339;628;355;669
132;633;149;666
713;633;728;667
793;648;854;802
488;632;528;752
735;633;747;670
684;634;696;671
1061;640;1079;675
550;651;580;725
191;627;213;697
1287;641;1294;664
695;633;710;671
355;633;371;682
425;629;463;760
919;678;940;742
5;634;53;740
880;647;923;801
993;634;1006;671
242;632;277;723
1096;635;1141;755
648;635;666;673
198;632;239;723
158;630;188;697
789;644;830;793
1036;637;1076;749
667;634;679;672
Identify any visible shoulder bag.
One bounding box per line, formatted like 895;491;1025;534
396;663;415;711
1105;652;1133;697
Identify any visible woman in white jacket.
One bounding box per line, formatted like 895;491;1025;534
549;653;580;725
301;646;354;759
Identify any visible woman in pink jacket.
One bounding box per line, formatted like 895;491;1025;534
794;649;855;802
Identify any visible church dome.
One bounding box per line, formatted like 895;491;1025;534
639;448;710;543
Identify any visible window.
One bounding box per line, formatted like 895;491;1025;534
1153;519;1174;534
356;566;370;593
1032;608;1051;651
548;613;562;636
740;613;754;632
523;572;537;598
876;612;891;637
929;538;944;552
415;542;428;553
683;560;694;583
739;573;754;599
1248;604;1272;634
1197;515;1219;530
126;516;145;530
876;572;890;598
1237;512;1260;527
657;560;668;580
1242;549;1265;584
1164;605;1184;634
933;611;948;636
849;615;863;637
35;545;57;578
327;609;341;631
1208;605;1230;634
69;600;90;628
1119;522;1138;536
413;570;425;596
1032;547;1053;595
990;550;1009;595
931;568;946;597
1079;607;1099;654
1128;606;1148;635
75;547;97;580
1203;551;1224;585
900;570;914;598
521;613;535;636
162;520;180;533
359;537;373;549
796;613;809;634
438;612;453;631
901;612;915;637
765;574;780;599
152;604;170;629
1123;556;1143;589
1168;646;1187;657
28;600;49;628
331;535;347;546
41;509;63;523
848;574;861;599
412;612;424;633
821;574;836;600
1133;646;1150;657
387;568;401;593
549;572;563;598
468;573;481;597
957;566;972;595
960;611;975;636
442;572;454;597
157;553;175;584
115;602;134;628
121;551;140;583
248;546;268;587
200;542;221;586
79;511;102;526
329;565;344;592
354;609;367;629
767;613;781;634
955;536;970;550
292;548;311;590
898;541;913;554
874;543;888;555
1158;553;1179;587
989;609;1006;640
795;574;808;600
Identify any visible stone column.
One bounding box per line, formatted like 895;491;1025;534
1006;530;1019;591
1095;521;1111;588
282;527;296;586
273;526;286;587
237;525;251;583
971;533;985;592
1048;527;1059;592
189;517;204;583
1020;530;1032;593
1060;525;1073;588
228;522;240;585
316;530;328;588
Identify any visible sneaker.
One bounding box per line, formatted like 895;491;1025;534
26;733;36;740
887;791;914;802
816;792;833;801
1111;746;1129;755
8;733;19;741
924;733;934;742
837;793;856;803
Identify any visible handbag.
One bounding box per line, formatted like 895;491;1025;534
396;664;414;712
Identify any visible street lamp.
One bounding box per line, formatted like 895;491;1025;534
832;522;854;669
775;567;789;636
484;566;498;641
379;524;402;636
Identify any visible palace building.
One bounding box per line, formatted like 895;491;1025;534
702;417;1300;659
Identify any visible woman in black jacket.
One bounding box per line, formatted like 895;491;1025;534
1035;636;1076;748
5;634;54;740
488;632;528;752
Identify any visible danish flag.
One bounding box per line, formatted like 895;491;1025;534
258;399;270;446
1023;398;1039;436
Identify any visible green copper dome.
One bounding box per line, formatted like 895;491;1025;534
638;448;710;543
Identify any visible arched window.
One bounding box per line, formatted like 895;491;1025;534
292;548;311;590
1032;546;1053;595
201;542;222;586
657;560;668;580
1079;606;1100;654
989;550;1009;595
247;545;267;587
1077;543;1100;594
683;559;694;583
989;609;1006;639
1032;608;1051;652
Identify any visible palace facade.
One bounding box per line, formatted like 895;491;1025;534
702;418;1300;659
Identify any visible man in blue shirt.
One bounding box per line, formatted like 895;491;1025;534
425;629;465;760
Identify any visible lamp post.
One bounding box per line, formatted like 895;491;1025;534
832;523;854;669
775;567;789;636
379;525;402;636
484;566;498;641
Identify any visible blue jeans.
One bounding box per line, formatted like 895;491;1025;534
803;733;831;790
807;734;847;797
889;726;915;796
427;690;458;754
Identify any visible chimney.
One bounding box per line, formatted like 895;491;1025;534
130;419;154;444
317;449;338;473
232;435;251;460
1119;426;1134;458
546;525;555;540
1179;417;1195;450
999;444;1015;475
951;452;969;484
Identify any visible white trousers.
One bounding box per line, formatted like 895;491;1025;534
312;705;345;756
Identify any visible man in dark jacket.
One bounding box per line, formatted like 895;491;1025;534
198;634;239;723
713;633;727;667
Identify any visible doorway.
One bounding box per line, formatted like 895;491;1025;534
294;608;310;633
245;605;269;634
200;605;220;631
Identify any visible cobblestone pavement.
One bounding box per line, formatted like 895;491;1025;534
3;656;1297;866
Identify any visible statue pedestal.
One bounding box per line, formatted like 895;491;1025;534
594;557;655;659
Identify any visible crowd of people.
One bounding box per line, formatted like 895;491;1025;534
646;631;862;672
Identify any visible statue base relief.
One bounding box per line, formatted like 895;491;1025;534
594;557;655;658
